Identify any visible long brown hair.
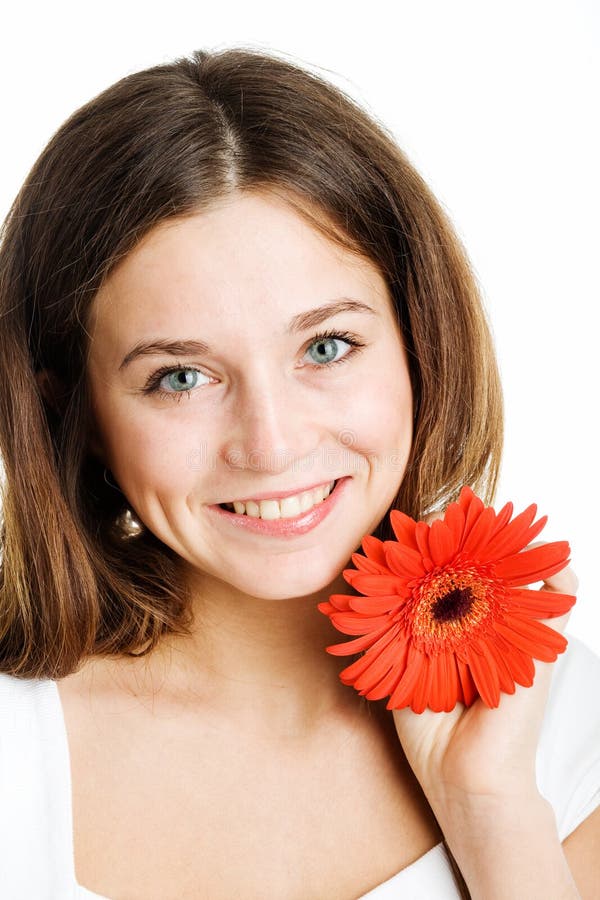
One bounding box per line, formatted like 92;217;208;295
0;47;501;897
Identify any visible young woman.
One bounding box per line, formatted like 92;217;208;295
0;47;598;899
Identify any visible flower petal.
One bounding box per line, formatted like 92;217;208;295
477;637;516;695
349;594;407;615
364;669;401;700
411;654;437;713
347;573;408;596
508;587;576;618
495;541;571;585
494;614;567;661
439;651;461;712
330;610;393;635
444;501;467;545
414;521;431;560
353;630;405;692
457;484;478;511
428;652;455;712
429;519;458;567
317;600;338;615
460;506;497;558
384;542;427;578
389;509;419;550
386;642;425;709
339;623;402;683
465;643;501;707
325;625;390;656
350;550;389;575
361;534;388;566
477;505;545;563
492;630;535;686
455;654;478;706
458;487;485;543
489;500;514;537
325;594;354;611
510;612;568;658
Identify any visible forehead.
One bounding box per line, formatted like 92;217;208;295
87;190;392;343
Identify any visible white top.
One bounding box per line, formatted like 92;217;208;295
1;632;599;899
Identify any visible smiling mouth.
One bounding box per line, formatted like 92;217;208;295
218;479;339;519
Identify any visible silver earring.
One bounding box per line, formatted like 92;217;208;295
103;468;144;539
111;506;145;540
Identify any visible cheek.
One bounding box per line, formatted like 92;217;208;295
344;355;413;447
98;403;197;494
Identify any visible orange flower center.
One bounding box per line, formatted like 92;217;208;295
398;558;507;655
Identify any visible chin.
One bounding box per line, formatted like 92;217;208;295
236;564;344;603
247;580;335;603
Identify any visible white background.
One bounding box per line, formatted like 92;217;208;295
1;1;598;655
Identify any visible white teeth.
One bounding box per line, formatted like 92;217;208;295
311;485;325;505
298;491;314;513
257;499;280;521
245;500;260;518
280;495;302;518
224;480;336;519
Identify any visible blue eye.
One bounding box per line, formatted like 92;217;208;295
306;331;365;369
142;366;210;402
306;333;354;365
161;369;205;393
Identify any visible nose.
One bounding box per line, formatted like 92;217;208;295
221;371;319;473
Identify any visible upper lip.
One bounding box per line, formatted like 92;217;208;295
217;477;342;505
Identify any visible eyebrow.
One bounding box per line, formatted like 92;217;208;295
118;297;377;372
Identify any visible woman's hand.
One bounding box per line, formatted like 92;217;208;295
390;540;579;813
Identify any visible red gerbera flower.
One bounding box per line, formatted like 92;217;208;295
318;486;577;713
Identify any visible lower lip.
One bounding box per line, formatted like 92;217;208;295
207;477;351;537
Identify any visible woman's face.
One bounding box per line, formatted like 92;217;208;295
86;190;413;600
